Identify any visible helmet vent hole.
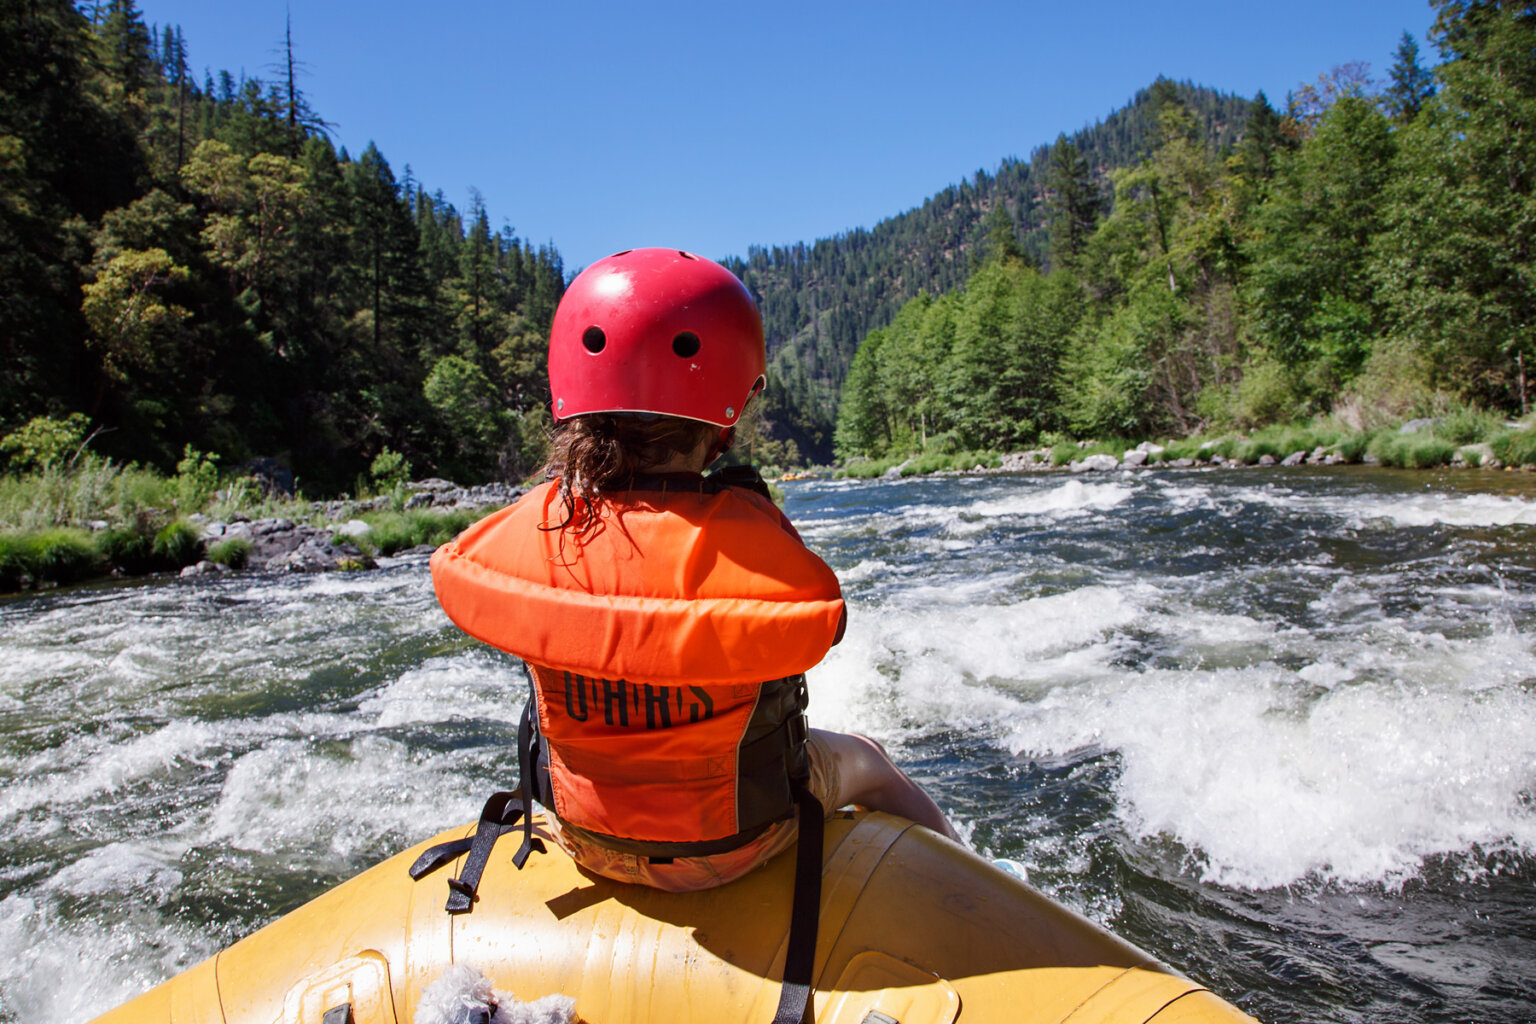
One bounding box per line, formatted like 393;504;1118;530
678;250;697;260
672;331;700;358
582;326;607;353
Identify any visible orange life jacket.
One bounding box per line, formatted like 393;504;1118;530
430;473;845;854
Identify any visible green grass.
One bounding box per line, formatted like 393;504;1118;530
840;449;1003;478
0;528;100;590
207;536;253;569
356;508;483;556
1434;405;1505;445
97;525;157;574
1368;431;1457;468
153;519;202;567
1490;426;1536;467
842;412;1536;479
0;456;174;531
1336;431;1374;463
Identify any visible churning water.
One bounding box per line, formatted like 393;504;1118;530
2;467;1534;1023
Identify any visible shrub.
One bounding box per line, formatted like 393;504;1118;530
1234;358;1301;428
0;414;92;473
153;519;202;568
899;450;1001;475
173;446;221;513
370;447;412;490
1336;432;1374;463
98;526;157;574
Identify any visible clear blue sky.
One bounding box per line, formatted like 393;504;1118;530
134;0;1437;274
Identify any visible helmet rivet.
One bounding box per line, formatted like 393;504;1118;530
556;398;564;411
725;406;736;419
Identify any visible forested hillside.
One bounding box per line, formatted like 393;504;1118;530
2;0;563;491
8;1;1528;487
726;82;1252;462
833;1;1536;463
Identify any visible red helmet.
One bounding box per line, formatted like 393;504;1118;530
548;248;766;427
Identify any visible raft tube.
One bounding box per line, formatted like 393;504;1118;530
89;810;1257;1024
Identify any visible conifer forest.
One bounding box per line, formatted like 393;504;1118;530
2;0;1534;483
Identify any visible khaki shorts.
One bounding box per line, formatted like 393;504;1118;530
545;731;841;893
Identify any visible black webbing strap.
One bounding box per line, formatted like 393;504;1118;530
406;699;546;913
445;790;526;914
510;697;546;869
771;784;825;1024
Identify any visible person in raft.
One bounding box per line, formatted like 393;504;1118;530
430;247;959;892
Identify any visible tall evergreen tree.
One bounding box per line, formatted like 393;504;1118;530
1042;136;1101;270
1383;32;1436;122
1234;91;1294;184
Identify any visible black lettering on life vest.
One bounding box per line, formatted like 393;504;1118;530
644;684;671;729
563;671;589;722
602;677;629;727
688;685;714;723
550;674;716;730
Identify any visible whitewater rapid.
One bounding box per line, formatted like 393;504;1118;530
1;466;1533;1023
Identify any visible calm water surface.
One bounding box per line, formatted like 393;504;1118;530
2;467;1534;1023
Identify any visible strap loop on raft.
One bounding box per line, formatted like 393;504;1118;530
447;790;528;914
407;695;548;913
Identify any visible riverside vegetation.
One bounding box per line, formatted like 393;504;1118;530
0;413;498;592
830;3;1536;473
5;1;1535;585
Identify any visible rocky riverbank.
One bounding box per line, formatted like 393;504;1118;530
862;418;1529;481
1;479;524;592
176;479;523;578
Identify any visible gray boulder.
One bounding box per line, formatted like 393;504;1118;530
1071;454;1120;473
243;517;374;573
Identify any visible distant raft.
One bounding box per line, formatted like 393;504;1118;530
88;810;1258;1024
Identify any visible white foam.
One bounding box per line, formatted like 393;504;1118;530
203;735;487;864
966;479;1133;519
1167;476;1536;530
47;841;187;902
1;719;222;820
0;893;216;1023
358;653;523;728
836;558;894;584
1000;629;1536;889
809;586;1144;743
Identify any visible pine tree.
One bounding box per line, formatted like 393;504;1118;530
1383;32;1436;123
98;0;153;106
1234;91;1294;184
1042;136;1101;270
456;191;501;360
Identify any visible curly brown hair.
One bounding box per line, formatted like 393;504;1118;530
542;414;718;531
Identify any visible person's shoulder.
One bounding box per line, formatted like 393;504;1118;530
706;467;806;542
707;464;774;501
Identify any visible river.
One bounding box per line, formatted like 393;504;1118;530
2;467;1534;1023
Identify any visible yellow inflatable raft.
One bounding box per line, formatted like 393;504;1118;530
89;810;1257;1024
